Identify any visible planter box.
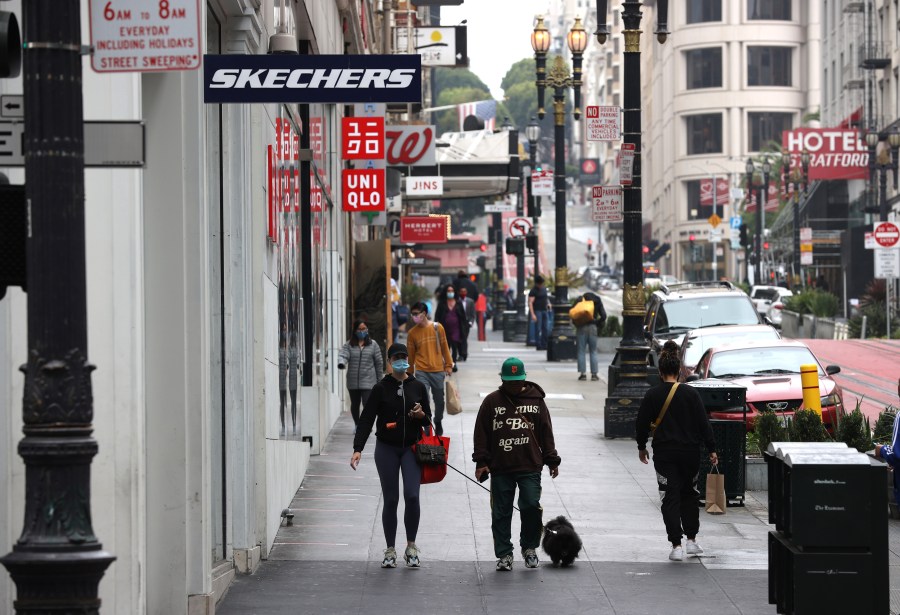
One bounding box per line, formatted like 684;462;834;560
746;456;767;491
801;314;817;338
781;310;801;338
816;317;835;340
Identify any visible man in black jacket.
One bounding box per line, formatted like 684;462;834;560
635;341;717;562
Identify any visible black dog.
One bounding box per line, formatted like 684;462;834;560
541;515;583;567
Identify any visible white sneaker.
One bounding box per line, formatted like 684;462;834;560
685;540;704;555
669;545;684;561
382;547;397;568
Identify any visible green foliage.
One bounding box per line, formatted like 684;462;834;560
754;410;786;456
643;282;661;306
501;59;536;92
834;399;873;453
788;409;828;442
600;315;623;338
433;67;490;94
848;302;900;338
401;283;431;306
874;407;897;443
746;429;761;457
736;281;751;295
783;289;838;317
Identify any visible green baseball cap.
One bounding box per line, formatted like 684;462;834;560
500;357;527;381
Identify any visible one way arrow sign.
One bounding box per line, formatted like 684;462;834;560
0;95;23;119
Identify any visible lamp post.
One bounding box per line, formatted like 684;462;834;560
531;15;586;361
598;0;671;438
0;0;115;610
866;128;900;222
526;115;542;280
781;151;810;287
502;117;529;343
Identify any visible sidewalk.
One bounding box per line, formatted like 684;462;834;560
219;328;898;615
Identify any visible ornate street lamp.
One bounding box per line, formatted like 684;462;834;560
502;118;529;343
531;16;585;360
598;0;670;438
526;116;542;281
759;158;771;283
868;127;900;222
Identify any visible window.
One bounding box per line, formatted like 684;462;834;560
748;112;793;151
685;180;712;220
687;0;722;23
748;47;792;86
685;48;722;89
748;0;791;20
685;113;722;155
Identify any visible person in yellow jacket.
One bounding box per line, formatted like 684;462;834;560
406;301;453;435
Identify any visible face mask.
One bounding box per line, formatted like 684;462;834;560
355;330;368;340
413;314;425;325
446;292;455;299
391;359;410;372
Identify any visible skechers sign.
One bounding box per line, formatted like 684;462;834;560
203;54;422;104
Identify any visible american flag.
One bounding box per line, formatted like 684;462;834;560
458;99;497;131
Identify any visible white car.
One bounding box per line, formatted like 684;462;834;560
749;285;793;319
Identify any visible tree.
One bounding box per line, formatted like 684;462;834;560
433;67;490;95
501;58;536;92
434;86;492;134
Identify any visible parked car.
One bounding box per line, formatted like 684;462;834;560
687;339;844;431
678;324;781;380
750;285;793;319
643;280;763;355
766;298;790;327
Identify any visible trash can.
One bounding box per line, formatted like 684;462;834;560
502;310;516;342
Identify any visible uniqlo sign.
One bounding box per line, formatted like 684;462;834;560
399;216;448;244
342;117;384;159
342;169;385;212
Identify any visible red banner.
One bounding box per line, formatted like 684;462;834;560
744;183;780;213
399;216;448;244
782;128;869;180
699;177;729;206
341;117;384;159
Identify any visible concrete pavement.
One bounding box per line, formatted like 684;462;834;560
218;328;899;615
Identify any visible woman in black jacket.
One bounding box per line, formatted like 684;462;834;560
434;284;470;371
635;341;718;562
350;343;432;569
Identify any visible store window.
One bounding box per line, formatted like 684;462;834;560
748;112;793;151
685;179;713;220
748;46;792;86
748;0;791;20
685;113;722;155
685;47;722;89
686;0;722;23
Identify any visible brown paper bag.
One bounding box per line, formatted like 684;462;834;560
705;467;726;515
446;377;463;415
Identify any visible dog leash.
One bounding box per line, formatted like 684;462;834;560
446;461;519;512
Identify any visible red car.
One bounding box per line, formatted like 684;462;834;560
687;340;844;431
678;324;781;380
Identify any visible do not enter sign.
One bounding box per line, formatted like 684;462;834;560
874;222;899;248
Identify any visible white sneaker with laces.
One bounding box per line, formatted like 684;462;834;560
404;545;420;567
382;547;397;568
668;545;684;561
685;540;703;555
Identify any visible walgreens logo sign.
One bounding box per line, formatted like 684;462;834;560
782;129;869;180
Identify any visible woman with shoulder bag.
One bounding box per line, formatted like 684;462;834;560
350;343;432;568
635;341;717;562
338;320;384;427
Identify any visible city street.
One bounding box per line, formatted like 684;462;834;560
217;328;900;615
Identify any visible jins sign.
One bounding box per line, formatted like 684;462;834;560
782;129;869;180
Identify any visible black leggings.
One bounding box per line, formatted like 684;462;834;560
348;389;371;425
373;439;421;547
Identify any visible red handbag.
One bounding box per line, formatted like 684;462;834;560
414;425;450;485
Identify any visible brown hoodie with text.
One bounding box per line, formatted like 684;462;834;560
472;381;561;475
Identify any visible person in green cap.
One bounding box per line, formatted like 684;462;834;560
473;357;561;571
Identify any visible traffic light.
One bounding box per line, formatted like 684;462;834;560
763;241;770;250
505;237;525;255
479;243;487;252
739;225;750;249
526;232;537;252
476;255;487;269
689;234;695;247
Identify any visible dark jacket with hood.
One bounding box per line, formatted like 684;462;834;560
353;373;432;452
472;381;561;474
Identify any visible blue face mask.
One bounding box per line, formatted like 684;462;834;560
391;359;410;372
356;330;368;340
446;292;455;299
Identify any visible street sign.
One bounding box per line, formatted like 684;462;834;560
709;228;723;243
729;216;742;229
507;217;532;237
342;169;385;212
484;201;515;213
799;227;813;242
865;232;877;249
874;247;900;278
394;26;467;67
801;251;813;265
585;105;620;141
0;95;22;119
531;169;553;196
619;143;635;185
708;213;722;228
874;221;900;248
591;186;623;222
89;0;202;73
0;120;145;167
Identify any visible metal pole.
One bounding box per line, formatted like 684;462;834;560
1;0;115;610
793;191;801;286
514;158;528;342
492;212;504;330
880;162;889;222
712;174;717;280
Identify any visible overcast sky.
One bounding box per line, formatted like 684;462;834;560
439;1;552;100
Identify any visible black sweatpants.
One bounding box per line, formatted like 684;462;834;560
348;389;371;425
652;448;701;546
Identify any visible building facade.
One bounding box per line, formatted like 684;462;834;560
642;0;821;283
